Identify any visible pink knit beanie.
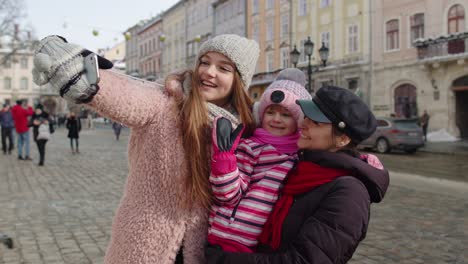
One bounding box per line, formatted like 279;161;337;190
256;80;312;126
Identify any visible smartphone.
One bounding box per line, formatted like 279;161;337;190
83;53;100;85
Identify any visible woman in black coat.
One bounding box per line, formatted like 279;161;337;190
66;111;81;154
30;105;53;166
205;86;390;264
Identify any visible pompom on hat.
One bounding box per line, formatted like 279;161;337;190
254;68;312;127
197;34;260;90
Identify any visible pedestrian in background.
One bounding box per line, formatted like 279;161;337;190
30;105;54;166
111;121;122;141
420;110;430;141
11;100;33;160
66;111;81;153
0;104;15;155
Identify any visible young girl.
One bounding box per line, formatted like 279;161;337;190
207;75;312;252
206;85;389;263
32;34;259;263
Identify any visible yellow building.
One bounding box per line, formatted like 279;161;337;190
161;0;186;77
291;0;371;98
247;0;291;100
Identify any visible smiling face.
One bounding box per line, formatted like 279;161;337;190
262;104;298;136
197;52;236;106
297;117;335;151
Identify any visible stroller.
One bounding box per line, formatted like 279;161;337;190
0;233;13;249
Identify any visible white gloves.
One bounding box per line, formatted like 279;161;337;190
32;35;111;103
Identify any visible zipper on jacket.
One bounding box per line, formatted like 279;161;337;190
229;202;240;224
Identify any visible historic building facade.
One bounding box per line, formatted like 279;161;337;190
161;0;186;77
371;0;468;137
137;16;164;81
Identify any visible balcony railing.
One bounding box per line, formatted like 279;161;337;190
414;31;468;60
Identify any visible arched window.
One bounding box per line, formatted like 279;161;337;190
394;84;417;118
386;19;399;50
448;4;465;34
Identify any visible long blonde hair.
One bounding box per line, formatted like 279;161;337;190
179;61;255;209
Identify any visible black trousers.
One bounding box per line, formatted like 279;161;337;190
36;139;47;164
70;138;79;150
1;127;14;153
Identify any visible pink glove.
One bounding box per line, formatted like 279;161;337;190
211;117;244;175
361;153;384;170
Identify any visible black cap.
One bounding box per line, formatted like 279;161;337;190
296;85;377;144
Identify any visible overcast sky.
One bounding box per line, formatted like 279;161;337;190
24;0;180;52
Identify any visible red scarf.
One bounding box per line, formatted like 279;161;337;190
259;161;351;250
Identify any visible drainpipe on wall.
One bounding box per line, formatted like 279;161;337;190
368;0;374;107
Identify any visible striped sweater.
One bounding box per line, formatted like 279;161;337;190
208;138;297;252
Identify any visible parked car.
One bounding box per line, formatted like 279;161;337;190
359;117;425;154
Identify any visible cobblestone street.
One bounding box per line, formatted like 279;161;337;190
0;127;466;263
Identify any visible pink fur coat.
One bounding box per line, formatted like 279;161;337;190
89;70;208;264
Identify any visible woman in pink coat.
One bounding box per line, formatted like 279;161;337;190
32;34;259;264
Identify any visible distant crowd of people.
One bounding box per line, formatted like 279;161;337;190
0;99;126;166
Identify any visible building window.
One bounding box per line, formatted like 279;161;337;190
347;78;359;92
320;0;331;8
410;13;424;46
252;22;260;43
281;47;290;69
281;13;289;39
321;32;331;51
266;0;274;9
298;0;307;16
20;57;28;69
266;18;274;41
252;0;259;14
20;77;28;90
386;19;399;50
348;24;358;53
266;52;274;72
4;60;11;68
4;77;11;89
448;4;465;34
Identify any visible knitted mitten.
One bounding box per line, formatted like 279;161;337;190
33;35;111;103
211;117;244;176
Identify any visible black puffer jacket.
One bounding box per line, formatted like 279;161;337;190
205;150;389;264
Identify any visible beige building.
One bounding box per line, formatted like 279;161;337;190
247;0;291;100
101;41;126;72
161;0;186;77
137;16;164;81
371;0;468;138
125;23;144;77
185;0;215;67
213;0;247;37
1;46;40;106
0;44;64;114
290;0;371;98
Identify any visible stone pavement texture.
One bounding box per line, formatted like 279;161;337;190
419;139;468;156
0;128;466;263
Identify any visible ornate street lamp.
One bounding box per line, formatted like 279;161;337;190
318;42;329;67
289;45;300;68
304;36;314;93
290;37;331;94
